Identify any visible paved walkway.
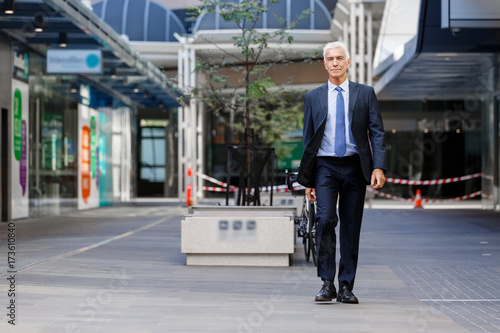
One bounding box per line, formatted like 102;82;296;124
0;201;499;332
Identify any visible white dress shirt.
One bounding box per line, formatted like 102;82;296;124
317;79;359;157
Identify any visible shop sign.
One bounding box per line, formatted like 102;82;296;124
13;51;29;81
140;119;169;127
80;84;91;106
47;49;102;74
275;140;303;170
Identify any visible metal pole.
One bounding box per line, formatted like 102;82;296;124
189;47;199;202
270;149;274;206
177;45;184;200
225;147;231;206
184;46;191;203
350;2;356;82
367;6;373;86
197;101;204;200
358;2;365;84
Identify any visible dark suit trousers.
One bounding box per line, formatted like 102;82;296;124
315;155;367;290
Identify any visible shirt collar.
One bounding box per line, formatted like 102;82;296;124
328;79;349;93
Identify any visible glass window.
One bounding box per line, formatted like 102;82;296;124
140;126;166;182
28;52;79;215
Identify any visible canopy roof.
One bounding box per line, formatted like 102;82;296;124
0;0;182;108
93;0;186;42
193;0;332;32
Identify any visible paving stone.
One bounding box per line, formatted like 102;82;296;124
0;203;499;332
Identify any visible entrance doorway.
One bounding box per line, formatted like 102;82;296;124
137;125;167;197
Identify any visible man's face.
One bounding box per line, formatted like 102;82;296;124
324;47;351;82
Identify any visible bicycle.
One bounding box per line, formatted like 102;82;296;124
285;170;318;266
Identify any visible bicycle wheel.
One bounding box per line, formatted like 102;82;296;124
301;199;311;261
308;201;318;267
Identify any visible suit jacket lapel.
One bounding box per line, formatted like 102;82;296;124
348;81;359;124
318;83;328;126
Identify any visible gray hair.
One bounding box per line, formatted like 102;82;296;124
323;41;350;60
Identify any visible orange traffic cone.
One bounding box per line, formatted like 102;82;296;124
414;189;423;209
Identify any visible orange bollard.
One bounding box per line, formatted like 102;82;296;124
186;167;193;207
186;183;192;207
414;189;423;209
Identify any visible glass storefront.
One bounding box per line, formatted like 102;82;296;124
28;52;79;215
136;109;178;198
380;100;482;200
24;50;136;216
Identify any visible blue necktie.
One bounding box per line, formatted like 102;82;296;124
335;86;346;157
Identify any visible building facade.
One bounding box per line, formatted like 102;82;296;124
2;0;499;219
374;0;500;210
0;0;179;220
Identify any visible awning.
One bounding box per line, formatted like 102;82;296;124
373;0;500;101
0;0;182;108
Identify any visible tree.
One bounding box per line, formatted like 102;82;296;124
183;0;317;204
189;0;312;147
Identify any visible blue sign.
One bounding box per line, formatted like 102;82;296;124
46;49;102;74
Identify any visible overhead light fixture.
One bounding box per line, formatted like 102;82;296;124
3;0;15;14
132;84;140;93
70;84;78;93
34;14;45;32
58;32;68;47
110;67;117;79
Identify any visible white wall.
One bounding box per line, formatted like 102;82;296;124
373;0;421;68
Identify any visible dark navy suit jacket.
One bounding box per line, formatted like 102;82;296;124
297;81;387;187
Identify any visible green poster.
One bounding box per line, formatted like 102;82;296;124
13;88;22;161
276;140;303;170
90;116;96;178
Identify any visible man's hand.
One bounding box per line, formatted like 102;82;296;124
371;168;386;189
306;188;317;202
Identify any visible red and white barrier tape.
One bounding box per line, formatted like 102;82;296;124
367;187;482;203
198;173;233;188
386;173;481;185
201;186;235;192
421;191;482;203
261;183;305;192
198;172;482;192
197;173;482;203
366;187;413;202
482;174;494;181
201;184;306;193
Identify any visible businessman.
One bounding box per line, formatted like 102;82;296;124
297;41;387;304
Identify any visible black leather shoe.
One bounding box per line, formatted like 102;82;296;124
337;285;359;304
315;280;337;302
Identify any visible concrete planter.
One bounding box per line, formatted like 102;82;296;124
181;206;296;266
